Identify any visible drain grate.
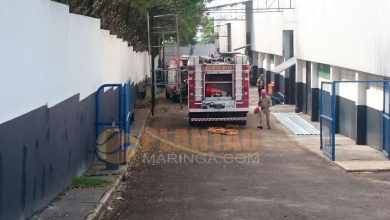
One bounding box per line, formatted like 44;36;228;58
272;112;320;135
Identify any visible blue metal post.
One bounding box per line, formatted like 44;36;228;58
95;84;123;170
119;85;122;130
319;82;324;150
331;81;337;161
95;89;100;142
128;80;134;136
124;83;129;151
383;81;385;155
383;82;390;159
128;81;132;134
125;82;130;134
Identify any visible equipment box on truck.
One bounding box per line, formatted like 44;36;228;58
187;54;250;125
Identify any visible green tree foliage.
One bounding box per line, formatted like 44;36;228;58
197;16;214;44
53;0;212;50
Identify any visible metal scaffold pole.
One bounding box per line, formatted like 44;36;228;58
176;14;183;110
147;10;181;113
147;11;155;116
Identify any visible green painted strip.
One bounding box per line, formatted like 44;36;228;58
318;64;330;80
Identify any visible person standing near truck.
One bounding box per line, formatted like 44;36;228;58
256;74;265;97
258;89;272;129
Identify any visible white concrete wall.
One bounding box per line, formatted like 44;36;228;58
0;0;149;124
295;0;390;76
251;0;296;56
179;44;216;56
367;86;384;111
215;24;228;52
215;20;246;53
252;12;283;56
163;44;216;66
338;69;358;102
230;21;247;54
365;74;386;111
252;0;390;76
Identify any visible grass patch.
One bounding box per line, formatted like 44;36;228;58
71;176;112;188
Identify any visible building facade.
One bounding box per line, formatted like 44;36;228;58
218;0;390;152
251;0;390;149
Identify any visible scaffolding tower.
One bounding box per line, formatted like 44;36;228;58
147;12;182;115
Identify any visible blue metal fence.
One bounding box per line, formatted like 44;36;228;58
95;81;133;168
320;81;335;160
320;80;390;161
383;81;390;158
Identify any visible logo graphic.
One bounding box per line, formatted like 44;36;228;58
96;128;261;164
95;128;138;164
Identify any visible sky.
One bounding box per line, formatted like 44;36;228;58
206;0;247;25
196;0;247;41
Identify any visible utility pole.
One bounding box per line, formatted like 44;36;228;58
176;14;183;110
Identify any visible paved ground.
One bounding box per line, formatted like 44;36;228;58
102;95;390;220
271;104;390;171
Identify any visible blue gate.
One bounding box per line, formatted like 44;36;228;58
320;81;335;160
383;81;390;158
320;80;390;161
95;81;133;169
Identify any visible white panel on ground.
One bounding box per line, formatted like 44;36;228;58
273;112;320;135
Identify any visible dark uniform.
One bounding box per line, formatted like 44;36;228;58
256;77;265;96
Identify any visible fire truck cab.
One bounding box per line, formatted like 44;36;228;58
187;54;250;125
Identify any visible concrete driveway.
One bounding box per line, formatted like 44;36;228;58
102;99;390;220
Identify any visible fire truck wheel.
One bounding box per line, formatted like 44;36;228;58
172;95;179;103
165;90;170;100
188;117;195;126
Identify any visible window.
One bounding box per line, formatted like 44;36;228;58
270;55;275;66
318;64;330;80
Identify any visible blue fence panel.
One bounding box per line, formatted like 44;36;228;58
95;81;133;168
320;82;335;160
320;80;390;161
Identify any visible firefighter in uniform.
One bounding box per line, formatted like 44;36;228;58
258;89;272;129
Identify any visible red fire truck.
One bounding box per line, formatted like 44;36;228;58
187;54;250;125
165;55;189;102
